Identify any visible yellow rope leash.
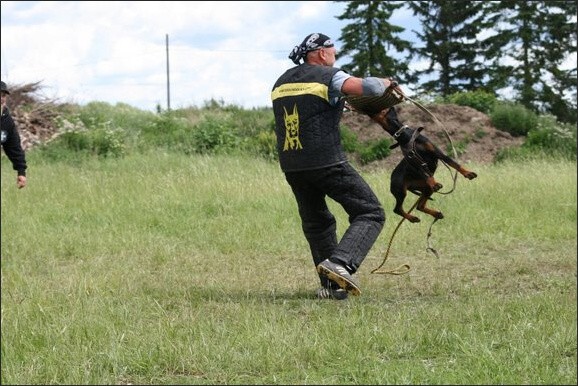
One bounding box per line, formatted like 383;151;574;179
371;199;418;275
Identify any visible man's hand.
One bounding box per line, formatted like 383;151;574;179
383;78;393;90
17;175;26;189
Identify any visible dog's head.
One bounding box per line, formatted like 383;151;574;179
370;107;404;135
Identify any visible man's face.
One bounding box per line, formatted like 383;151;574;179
321;46;337;66
1;92;7;107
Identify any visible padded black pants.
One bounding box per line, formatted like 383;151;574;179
285;162;385;288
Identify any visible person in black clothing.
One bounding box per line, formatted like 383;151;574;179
1;81;27;189
271;33;404;300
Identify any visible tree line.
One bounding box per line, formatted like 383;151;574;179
335;0;577;124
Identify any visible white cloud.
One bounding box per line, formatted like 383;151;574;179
2;1;351;110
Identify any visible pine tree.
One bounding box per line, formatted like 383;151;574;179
535;1;576;123
334;0;416;84
482;1;577;123
407;0;490;97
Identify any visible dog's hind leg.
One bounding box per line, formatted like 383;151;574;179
391;184;421;223
390;165;421;223
416;194;444;220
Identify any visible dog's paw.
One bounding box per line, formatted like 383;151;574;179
426;177;443;192
465;171;478;180
407;215;421;223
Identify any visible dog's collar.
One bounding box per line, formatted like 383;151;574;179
393;125;409;138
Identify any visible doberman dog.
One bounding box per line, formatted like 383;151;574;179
370;106;478;223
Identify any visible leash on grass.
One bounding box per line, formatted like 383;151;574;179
371;199;441;275
371;199;416;275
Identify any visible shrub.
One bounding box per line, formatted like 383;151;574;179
490;102;538;136
494;146;539;162
444;90;498;114
246;130;278;161
76;101;154;132
191;116;240;154
495;115;576;162
340;125;360;153
358;138;392;164
139;114;196;153
446;139;468;158
524;115;576;159
39;123;126;160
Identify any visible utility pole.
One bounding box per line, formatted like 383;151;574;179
166;34;171;111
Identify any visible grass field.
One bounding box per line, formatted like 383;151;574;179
1;152;576;385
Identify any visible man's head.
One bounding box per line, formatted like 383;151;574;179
300;33;334;53
1;81;10;95
1;81;9;109
288;33;336;66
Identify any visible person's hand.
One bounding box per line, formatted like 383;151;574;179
384;78;405;95
17;175;26;189
383;78;393;90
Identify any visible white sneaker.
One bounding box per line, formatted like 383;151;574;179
316;259;361;296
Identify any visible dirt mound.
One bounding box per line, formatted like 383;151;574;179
342;103;524;170
3;82;62;150
4;83;524;164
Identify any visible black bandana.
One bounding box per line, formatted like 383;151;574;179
288;33;334;65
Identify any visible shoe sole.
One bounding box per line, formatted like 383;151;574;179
317;265;361;296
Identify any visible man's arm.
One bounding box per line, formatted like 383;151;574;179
341;76;393;97
1;114;27;176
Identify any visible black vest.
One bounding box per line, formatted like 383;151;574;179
271;64;346;172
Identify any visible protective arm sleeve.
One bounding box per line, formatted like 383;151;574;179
361;77;386;96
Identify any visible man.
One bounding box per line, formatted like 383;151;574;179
1;81;27;189
271;33;402;299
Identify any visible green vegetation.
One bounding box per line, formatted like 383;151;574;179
34;100;577;165
2;151;576;385
339;125;393;165
490;102;539;137
1;102;576;384
442;90;577;156
442;90;498;115
336;1;576;125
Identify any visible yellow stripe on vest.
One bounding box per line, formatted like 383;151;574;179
271;82;329;102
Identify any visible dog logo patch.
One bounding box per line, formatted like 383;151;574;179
283;104;302;151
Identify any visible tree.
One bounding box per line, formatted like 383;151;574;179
334;0;416;84
407;0;490;97
482;1;577;123
534;1;576;123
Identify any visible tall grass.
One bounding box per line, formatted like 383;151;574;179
1;153;576;385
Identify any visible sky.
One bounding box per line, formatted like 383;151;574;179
0;1;419;112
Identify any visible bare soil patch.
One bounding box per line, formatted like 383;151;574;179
341;103;524;170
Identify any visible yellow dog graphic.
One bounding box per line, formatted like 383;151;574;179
283;104;303;151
